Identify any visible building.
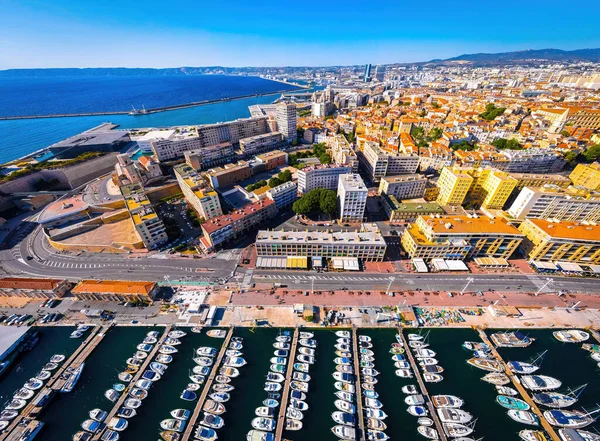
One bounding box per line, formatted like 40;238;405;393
303;128;328;144
519;219;600;264
472;169;518;209
570;163;600;191
494;148;565;173
508;185;600;222
255;226;387;262
121;184;168;249
382;195;445;223
200;199;277;250
174;164;223;220
184;142;235;170
378;174;427;200
374;65;386;82
297;164;352;194
401;215;524;261
424;181;441;201
360;142;419;182
48;128;131;159
72;280;158;302
507;172;571;191
436;167;473;206
206;161;252;189
256;150;288;171
566;108;600;130
0;277;73;299
239;132;284;157
276;102;297;142
338;174;368;223
327;135;359;172
140;128;203;162
364;64;372;82
266;181;297;210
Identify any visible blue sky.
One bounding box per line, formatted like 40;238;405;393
1;0;599;69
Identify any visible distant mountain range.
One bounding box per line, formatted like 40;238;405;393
426;48;600;66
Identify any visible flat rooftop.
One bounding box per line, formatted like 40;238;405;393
339;174;367;192
526;219;600;242
0;326;30;361
256;229;386;247
38;195;89;224
422;215;523;236
50;130;128;148
382;174;427;183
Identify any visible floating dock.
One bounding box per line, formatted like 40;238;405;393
181;327;234;441
477;328;560;441
400;329;449;441
93;325;172;441
274;327;299;441
352;327;366;441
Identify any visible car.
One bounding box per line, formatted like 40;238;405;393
25;256;33;261
447;292;453;297
131;320;139;324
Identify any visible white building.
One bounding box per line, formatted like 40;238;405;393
360;141;419;181
297;164;352;194
276;102;297;142
378;174;427;199
338;174;368;223
266;181;298;210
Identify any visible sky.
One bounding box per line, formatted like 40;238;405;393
1;0;600;69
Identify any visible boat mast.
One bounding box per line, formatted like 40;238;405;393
567;384;588;399
529;350;548;366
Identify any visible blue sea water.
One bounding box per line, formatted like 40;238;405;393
0;75;299;164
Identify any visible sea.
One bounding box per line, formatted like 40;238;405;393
0;74;301;164
1;326;598;441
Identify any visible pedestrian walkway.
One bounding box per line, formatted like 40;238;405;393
352;327;366;441
274;327;298;441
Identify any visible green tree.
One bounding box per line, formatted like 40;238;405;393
417;140;429;148
268;177;282;188
278;169;292;183
411;126;425;140
312;142;327;157
491;138;523;150
319;153;332;164
564;151;580;165
561;130;570;137
427;127;443;141
583;145;600;162
319;190;338;216
450;140;477;151
479;103;506;121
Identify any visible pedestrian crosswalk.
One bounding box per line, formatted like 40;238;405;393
255;274;389;282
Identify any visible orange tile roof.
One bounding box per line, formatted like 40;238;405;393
423;216;522;236
526;219;600;242
72;280;156;295
0;277;64;291
201;199;275;234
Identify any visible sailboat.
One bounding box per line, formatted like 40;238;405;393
532;385;587;409
544;408;599;429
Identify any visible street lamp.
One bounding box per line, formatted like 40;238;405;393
535;277;554;296
461;277;474;295
386;276;395;296
310;276;316;296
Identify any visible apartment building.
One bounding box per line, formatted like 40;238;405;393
401;215;524;261
255;227;387;262
508;185;600;222
569;162;600;191
206;161;252;189
382;195;445;223
140;128;203;162
72;280;158;302
507;172;571;191
174;164;223;220
378;174;427;200
494;149;565;173
121;184;168;249
276;102;297;142
566;108;600;130
184;142;235;170
327;134;359;172
338;174;368;223
266;181;297;210
436;167;473;206
256;150;288;171
361;141;419;182
297;164;352;194
519;219;600;264
239;132;284;157
200;199;277;250
0;278;73;299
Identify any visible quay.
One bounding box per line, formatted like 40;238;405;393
400;329;448;441
351;327;366;441
590;329;600;343
274;327;299;441
477;329;560;441
0;325;110;441
181;327;234;441
93;325;172;441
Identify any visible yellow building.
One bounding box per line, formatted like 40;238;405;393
121;184;168;249
569;162;600;191
507;172;571;191
174;164;223;221
436;167;473;206
519;219;600;264
474;169;518;209
401;215;524;261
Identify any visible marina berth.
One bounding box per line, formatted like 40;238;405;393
522;375;562;391
432;395;464;408
201;413;224;429
195;426;218;440
553;330;590;343
508;410;540;426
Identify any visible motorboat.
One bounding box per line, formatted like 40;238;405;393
73;432;93;441
246;430;275;441
290;390;306;401
419;417;434;427
133;351;148;360
224;357;246;367
229;341;243;350
332;410;356;426
270;364;285;374
467;358;504;372
360;341;373;349
519;430;549;441
14;387;35;400
362;368;380;377
201;413;224;429
490;331;534;348
409;334;424;341
402;385;418;394
270;357;287;366
187;383;201;391
362;361;376;368
298;347;315;356
180;390;197;402
335;357;352;366
264;382;282;392
143;336;157;345
124;398;142;409
363;375;378;385
215;375;231;384
129;388;148;400
197;347;217;357
509;361;541;375
207;329;227;338
443;423;474;437
482;373;510;385
337;337;351;345
156;354;173;364
497;385;519;396
0;410;18;420
168;330;187;339
285;419;302;431
299;331;314;339
367;429;388;440
336;330;351;338
70;330;84;339
522;375;562;391
333;372;355;383
361;348;375;357
127;358;143;367
395;369;413;378
81;419;103;433
160;432;180;441
362;382;375;392
335;382;355;393
219;367;239;378
331;424;356;440
164;337;181;346
142;370;161;382
293;372;310;382
462;341;491;352
267;372;285;383
137;343;153;352
203;400;225;415
171;409;190;420
90;409;108;422
118;372;133;382
135;379;153;390
558;429;600;441
209;392;230;403
364;390;379;399
415;349;436;358
391;354;406;362
101;430;120;441
50;354;66;363
294;363;309;373
256;406;275;417
299;338;317;348
338;350;353;358
508;410;540;426
189;374;205;384
194;357;214;367
553;330;590;343
544;410;596;428
160;419;185;432
337;365;354;374
335;399;356;414
419;358;438;366
273;349;288;357
286;407;303;420
437;408;472;423
368;418;387;431
263;398;279;408
160;345;178;355
273;342;290;350
213;383;234;393
5;398;26;410
228;349;244;357
147;330;160;338
289;398;308;411
193;366;211;376
424;374;443;383
24;378;43;390
117;408;136;418
276;335;291;343
365;408;388;420
418;426;439;439
497;395;530;411
150;362;168;375
107;417;128;432
432;395;463;408
291;381;309;392
365;398;383;409
410;340;429;349
408;406;428;417
251;417;276;431
532;385;586;408
43;362;59;371
423;365;444;374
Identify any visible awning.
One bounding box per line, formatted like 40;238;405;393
331;257;359;271
287;256;308;269
412;258;429;273
332;258;344;270
586;264;600;274
256;256;287;269
556;261;584;273
312;256;323;267
432;258;468;271
474;257;509;267
531;260;558;271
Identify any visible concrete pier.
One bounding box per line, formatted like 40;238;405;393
400;329;448;441
477;329;560;441
181;327;234;441
274;327;299;441
93;325;172;441
352;327;366;441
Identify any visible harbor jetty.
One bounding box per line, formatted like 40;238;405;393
0;325;110;441
351;327;366;441
92;325;172;441
400;329;449;441
181;327;234;441
477;328;561;441
274;327;299;441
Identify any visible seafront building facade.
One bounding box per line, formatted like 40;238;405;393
174;164;223;220
72;280;158;302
